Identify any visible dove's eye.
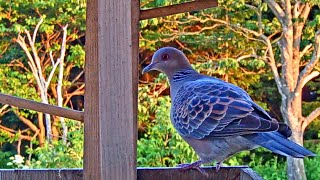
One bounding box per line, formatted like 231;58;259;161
162;54;169;61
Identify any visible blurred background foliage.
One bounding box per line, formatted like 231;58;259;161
0;0;319;179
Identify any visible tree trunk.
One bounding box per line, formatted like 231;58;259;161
281;92;307;180
259;1;318;179
51;118;59;141
287;131;306;180
37;112;45;147
40;90;52;142
44;113;52;141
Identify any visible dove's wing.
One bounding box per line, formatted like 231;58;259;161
172;79;279;139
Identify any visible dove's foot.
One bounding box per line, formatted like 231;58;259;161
177;160;208;177
177;160;202;169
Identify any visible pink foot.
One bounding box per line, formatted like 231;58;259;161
177;160;201;169
177;160;208;177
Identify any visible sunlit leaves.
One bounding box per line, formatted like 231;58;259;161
26;122;84;168
67;45;85;68
217;58;239;73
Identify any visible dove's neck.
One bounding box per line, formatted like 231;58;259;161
169;68;199;99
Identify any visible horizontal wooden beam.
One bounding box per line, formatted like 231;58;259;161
137;166;263;180
0;167;263;180
140;0;218;20
0;93;84;122
0;169;83;180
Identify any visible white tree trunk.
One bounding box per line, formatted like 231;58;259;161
57;25;68;144
40;91;52;142
287;131;306;180
281;93;307;180
15;20;74;143
45;113;52;141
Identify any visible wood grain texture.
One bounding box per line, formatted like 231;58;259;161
131;0;140;177
0;93;83;121
140;0;218;20
0;167;263;180
137;167;264;180
84;0;139;179
0;169;83;180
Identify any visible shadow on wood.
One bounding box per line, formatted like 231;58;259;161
0;166;263;180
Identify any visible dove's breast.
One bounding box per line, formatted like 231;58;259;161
182;135;259;163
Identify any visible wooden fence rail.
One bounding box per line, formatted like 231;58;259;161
140;0;218;20
0;93;84;122
0;167;263;180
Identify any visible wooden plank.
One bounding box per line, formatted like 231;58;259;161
84;0;139;179
0;92;83;122
0;169;83;180
140;0;218;20
137;167;264;180
0;167;263;180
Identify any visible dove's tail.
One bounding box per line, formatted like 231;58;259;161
245;132;316;158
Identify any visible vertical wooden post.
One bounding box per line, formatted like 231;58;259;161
85;0;139;179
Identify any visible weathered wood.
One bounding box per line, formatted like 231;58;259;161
0;167;263;180
0;93;83;122
84;0;139;179
0;169;83;180
140;0;218;20
137;167;264;180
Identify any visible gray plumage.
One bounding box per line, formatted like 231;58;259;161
142;47;315;170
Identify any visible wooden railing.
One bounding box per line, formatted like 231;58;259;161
0;93;83;122
0;167;263;180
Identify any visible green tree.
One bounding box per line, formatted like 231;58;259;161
229;1;320;179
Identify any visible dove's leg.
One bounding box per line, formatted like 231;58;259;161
177;160;202;169
177;160;208;177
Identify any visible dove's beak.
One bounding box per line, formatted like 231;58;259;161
142;63;157;74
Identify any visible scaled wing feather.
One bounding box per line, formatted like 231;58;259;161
172;80;279;139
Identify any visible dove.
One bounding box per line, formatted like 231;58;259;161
142;47;316;174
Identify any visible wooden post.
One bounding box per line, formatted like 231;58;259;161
85;0;139;179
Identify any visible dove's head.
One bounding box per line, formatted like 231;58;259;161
142;47;193;77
